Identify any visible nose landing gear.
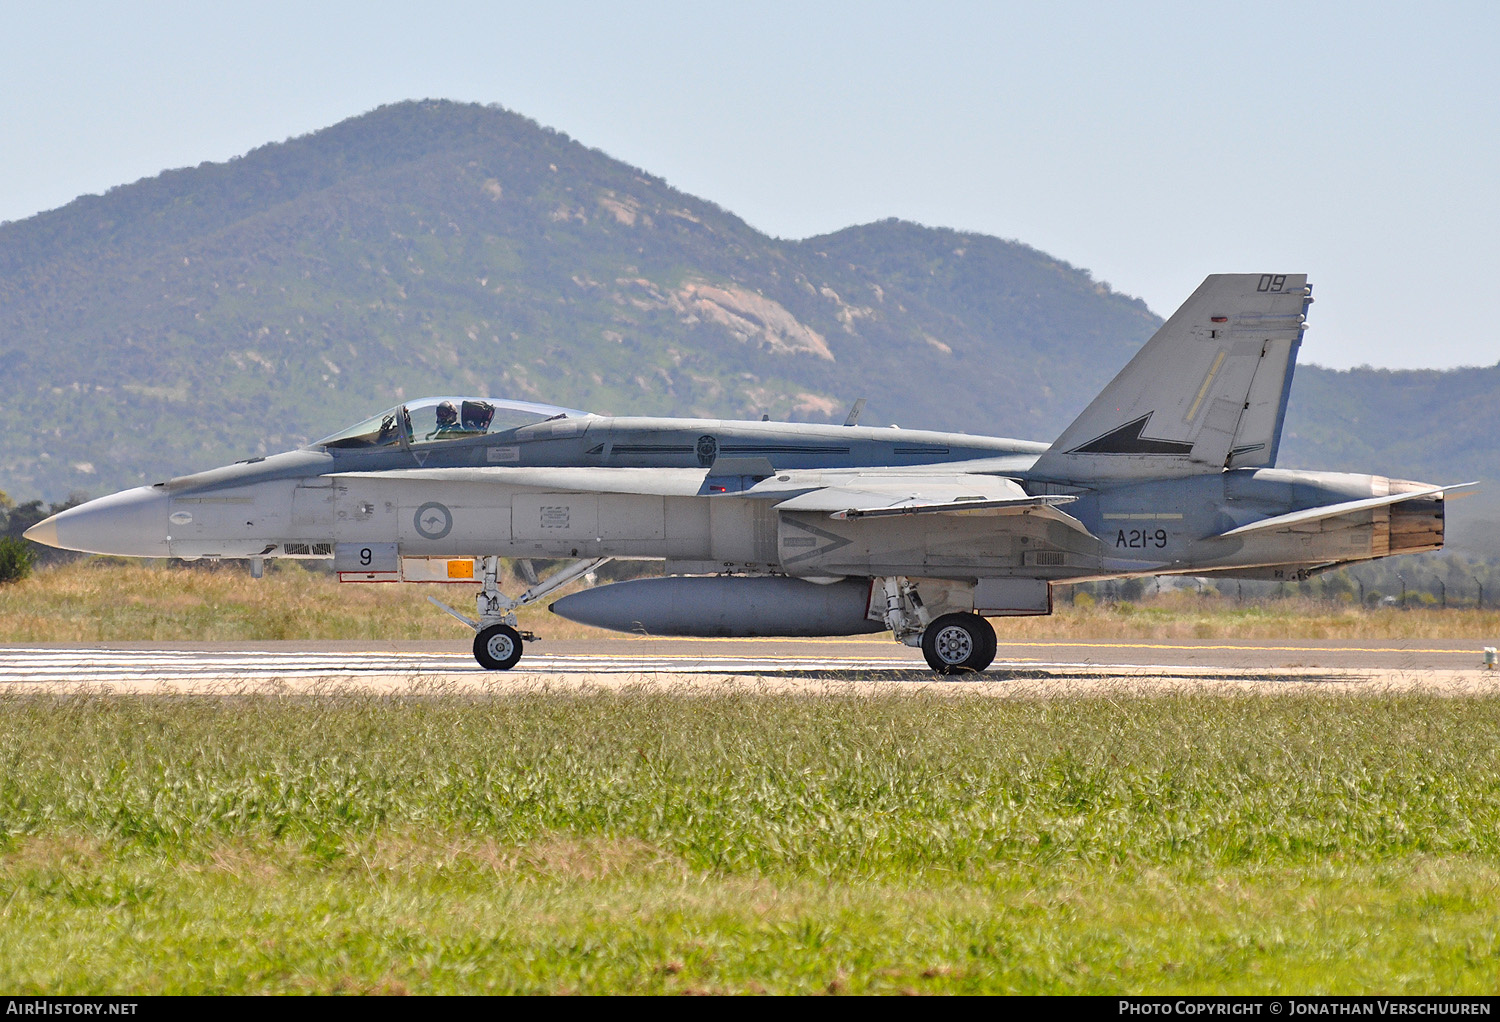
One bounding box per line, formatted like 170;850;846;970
428;555;612;670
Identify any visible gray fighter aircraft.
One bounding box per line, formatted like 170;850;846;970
25;274;1471;673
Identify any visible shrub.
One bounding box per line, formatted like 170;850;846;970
0;536;34;584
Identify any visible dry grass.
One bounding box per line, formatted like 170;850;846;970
0;558;605;642
1012;591;1500;640
0;559;1496;643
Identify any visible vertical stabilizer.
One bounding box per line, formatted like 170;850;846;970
1029;273;1310;482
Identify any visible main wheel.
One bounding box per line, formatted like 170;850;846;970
922;613;994;675
474;623;524;671
972;615;998;672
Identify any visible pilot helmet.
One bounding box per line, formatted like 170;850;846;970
435;400;459;426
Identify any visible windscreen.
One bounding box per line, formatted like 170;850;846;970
315;406;408;450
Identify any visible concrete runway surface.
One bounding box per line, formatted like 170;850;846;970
0;636;1497;696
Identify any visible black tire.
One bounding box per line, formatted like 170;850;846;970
921;613;993;675
473;623;524;671
973;615;998;672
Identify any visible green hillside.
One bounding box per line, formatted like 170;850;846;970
1278;364;1500;554
0;100;1153;497
0;99;1494;551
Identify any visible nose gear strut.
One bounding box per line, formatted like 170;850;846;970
428;555;612;670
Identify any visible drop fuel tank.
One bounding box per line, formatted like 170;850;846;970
549;575;884;637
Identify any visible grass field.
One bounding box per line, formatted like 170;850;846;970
1;689;1498;993
3;559;1499;642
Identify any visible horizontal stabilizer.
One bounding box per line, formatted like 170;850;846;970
1215;483;1476;538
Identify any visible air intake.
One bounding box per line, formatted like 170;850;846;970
281;542;333;557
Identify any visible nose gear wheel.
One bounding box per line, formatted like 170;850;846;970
474;623;524;671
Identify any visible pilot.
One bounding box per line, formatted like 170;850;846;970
427;400;461;440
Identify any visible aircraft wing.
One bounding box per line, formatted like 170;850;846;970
1215;482;1476;538
775;474;1026;514
827;495;1076;520
332;464;1057;502
773;475;1091;534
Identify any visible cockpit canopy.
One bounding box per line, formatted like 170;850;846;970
315;397;591;451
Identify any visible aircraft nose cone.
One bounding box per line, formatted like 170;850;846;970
26;487;171;557
21;517;57;548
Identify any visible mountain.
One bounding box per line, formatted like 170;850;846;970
1278;363;1500;555
1279;363;1500;483
0;100;1155;495
1;99;1495;552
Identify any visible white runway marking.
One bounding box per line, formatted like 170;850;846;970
0;646;1209;684
2;647;1495;699
0;647;948;683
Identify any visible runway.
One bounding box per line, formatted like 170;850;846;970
0;636;1496;696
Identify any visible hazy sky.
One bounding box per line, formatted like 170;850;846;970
3;1;1496;370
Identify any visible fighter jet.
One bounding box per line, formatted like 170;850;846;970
25;274;1471;673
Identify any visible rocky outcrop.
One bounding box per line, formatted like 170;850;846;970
672;280;833;360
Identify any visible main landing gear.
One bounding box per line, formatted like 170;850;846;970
876;576;998;675
430;556;612;670
920;613;998;675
